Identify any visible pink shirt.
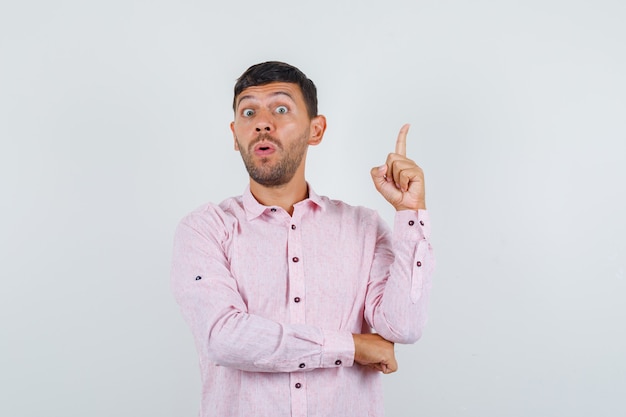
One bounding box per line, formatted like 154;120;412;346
171;186;434;417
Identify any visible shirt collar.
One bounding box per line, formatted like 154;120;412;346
242;183;326;221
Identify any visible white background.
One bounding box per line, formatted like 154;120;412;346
1;1;625;416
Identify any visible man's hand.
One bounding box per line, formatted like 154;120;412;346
370;124;426;211
352;333;398;374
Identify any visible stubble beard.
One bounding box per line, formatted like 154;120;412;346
237;130;309;187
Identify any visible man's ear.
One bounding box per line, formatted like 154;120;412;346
230;121;239;151
308;115;327;146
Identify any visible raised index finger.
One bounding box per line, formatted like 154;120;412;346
395;123;410;156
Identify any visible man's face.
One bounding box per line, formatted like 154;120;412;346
230;82;325;187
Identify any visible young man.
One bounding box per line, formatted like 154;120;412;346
171;61;434;417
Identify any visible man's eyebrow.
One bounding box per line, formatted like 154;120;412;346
236;91;295;108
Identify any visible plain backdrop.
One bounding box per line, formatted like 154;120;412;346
1;1;625;416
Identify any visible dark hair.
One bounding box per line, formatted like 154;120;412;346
233;61;318;118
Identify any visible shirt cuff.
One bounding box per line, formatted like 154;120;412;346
393;209;431;241
320;330;355;368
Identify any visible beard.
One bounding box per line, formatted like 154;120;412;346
237;130;309;187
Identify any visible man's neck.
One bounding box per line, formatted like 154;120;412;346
249;177;308;216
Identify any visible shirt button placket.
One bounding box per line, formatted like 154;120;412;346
290;374;306;417
288;214;307;417
288;218;306;326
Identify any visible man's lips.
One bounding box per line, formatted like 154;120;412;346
253;141;277;156
250;135;282;156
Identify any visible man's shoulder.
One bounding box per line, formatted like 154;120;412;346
177;195;244;230
317;194;380;222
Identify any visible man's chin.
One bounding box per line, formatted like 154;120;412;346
251;177;289;188
249;169;293;187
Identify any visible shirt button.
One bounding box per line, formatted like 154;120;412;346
335;360;342;366
195;276;202;281
270;208;277;212
420;220;425;226
291;224;296;230
295;383;302;389
408;220;415;226
417;261;422;267
292;257;299;263
294;297;301;303
299;363;306;369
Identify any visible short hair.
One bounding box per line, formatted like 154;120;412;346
233;61;318;118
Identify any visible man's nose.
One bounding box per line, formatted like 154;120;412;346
255;112;273;132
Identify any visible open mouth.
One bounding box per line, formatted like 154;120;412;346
254;141;276;156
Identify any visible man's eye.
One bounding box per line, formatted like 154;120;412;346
275;106;288;114
242;109;254;117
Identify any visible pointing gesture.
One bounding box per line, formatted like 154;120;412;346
371;124;426;211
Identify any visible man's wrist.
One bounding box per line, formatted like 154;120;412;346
394;201;426;211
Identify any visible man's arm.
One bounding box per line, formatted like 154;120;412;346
171;208;356;373
362;124;435;344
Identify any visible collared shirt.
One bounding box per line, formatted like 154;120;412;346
171;185;434;417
